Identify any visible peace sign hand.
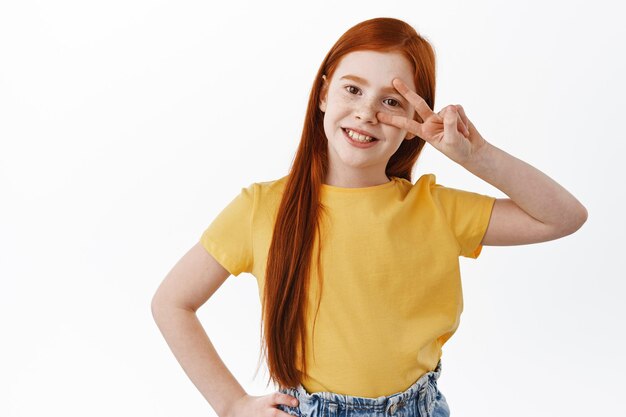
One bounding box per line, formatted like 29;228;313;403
376;78;487;166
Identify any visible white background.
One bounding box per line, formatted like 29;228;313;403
1;0;624;416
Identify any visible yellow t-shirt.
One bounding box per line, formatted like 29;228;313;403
200;173;496;398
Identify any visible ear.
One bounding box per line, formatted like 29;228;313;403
319;74;328;113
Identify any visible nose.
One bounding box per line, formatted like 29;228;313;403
354;99;379;124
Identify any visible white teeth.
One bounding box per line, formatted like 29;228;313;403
346;128;375;142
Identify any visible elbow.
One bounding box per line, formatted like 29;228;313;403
573;203;589;230
150;296;161;319
151;293;194;317
578;204;589;226
560;204;588;236
151;293;168;319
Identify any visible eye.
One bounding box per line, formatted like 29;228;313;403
345;85;360;95
344;85;403;108
384;98;401;108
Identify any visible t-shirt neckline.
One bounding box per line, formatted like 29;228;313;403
320;176;398;193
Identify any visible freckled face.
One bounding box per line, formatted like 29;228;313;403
318;50;417;174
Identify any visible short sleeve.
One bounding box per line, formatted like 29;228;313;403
199;183;256;276
431;183;496;259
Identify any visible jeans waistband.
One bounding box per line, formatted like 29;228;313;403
279;359;443;416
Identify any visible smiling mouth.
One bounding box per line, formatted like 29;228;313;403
342;127;379;142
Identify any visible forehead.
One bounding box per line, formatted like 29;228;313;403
333;50;416;91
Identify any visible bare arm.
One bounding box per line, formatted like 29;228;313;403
151;242;245;417
463;141;588;245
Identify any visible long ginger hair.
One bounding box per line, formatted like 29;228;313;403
258;17;437;390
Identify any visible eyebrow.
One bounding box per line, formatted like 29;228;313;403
338;74;407;101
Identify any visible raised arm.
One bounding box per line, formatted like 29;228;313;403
462;141;588;246
375;77;588;246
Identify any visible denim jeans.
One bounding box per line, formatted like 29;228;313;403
276;359;450;417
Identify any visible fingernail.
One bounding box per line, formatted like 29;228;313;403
292;400;298;406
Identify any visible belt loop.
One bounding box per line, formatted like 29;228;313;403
417;380;437;417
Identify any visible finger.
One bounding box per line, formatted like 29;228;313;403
272;392;299;408
273;402;299;417
437;104;469;137
391;78;435;122
454;105;471;136
442;105;468;137
457;113;469;137
443;107;459;132
376;111;422;138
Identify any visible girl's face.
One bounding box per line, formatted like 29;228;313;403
318;50;417;186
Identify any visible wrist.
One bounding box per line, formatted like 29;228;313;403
462;138;493;171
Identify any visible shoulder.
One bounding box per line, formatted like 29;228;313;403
254;174;289;192
393;173;437;187
393;173;438;196
237;175;289;215
394;173;493;209
250;174;289;201
405;173;487;200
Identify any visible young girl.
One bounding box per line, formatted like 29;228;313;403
151;17;587;417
